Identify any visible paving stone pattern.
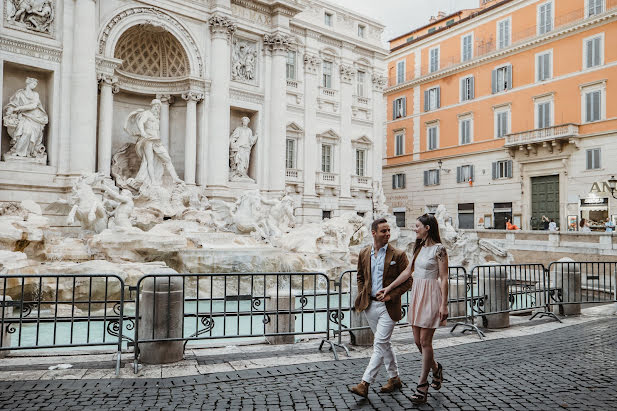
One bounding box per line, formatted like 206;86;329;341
1;318;616;410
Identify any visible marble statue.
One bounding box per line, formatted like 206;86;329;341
372;180;388;216
124;99;183;189
229;116;257;182
6;0;54;33
2;77;48;162
231;39;257;82
265;192;296;238
102;182;134;229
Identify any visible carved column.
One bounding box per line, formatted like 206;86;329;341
70;0;98;173
207;14;236;188
371;73;387;191
157;94;174;149
339;64;356;199
182;92;203;185
264;32;292;193
97;74;118;177
302;53;321;198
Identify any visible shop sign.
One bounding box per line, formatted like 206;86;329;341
590;182;612;193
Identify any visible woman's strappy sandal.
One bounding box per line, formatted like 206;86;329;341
431;362;443;390
410;382;429;404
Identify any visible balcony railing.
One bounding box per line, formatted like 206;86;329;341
353;95;370;106
319;87;338;99
287;79;299;89
316;171;339;186
351;175;372;188
387;0;617;88
504;123;579;147
285;168;303;182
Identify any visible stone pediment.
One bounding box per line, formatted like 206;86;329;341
317;129;340;143
286;122;304;137
352;135;372;147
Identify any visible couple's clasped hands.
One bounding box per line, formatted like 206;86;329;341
375;287;392;302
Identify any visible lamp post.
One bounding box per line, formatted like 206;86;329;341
608;175;617;199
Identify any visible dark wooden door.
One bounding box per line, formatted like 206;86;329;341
531;175;560;230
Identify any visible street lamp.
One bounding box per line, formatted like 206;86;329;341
608;175;617;199
437;159;443;169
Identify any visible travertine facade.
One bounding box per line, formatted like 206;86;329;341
0;0;387;225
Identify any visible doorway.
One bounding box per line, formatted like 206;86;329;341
531;175;560;230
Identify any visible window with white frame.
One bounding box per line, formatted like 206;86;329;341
587;0;604;17
492;64;512;93
497;18;511;49
427;124;439;151
424;87;440;111
321;144;332;173
392;173;406;189
461;76;474;101
395;133;404;156
324;12;333;26
457;165;474;183
459;116;472;145
286;51;296;80
536;50;552;82
424;169;440;186
357;70;366;97
286;138;296;169
494;107;510;138
358;24;365;38
584;89;603;123
536;98;553;129
355;149;365;176
396;60;405;84
322;61;333;88
586;148;601;170
392;97;406;120
584;34;603;69
429;47;440;73
538;1;553;35
492;160;513;179
461;33;473;62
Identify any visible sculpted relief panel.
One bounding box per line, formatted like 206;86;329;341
231;38;257;83
4;0;55;35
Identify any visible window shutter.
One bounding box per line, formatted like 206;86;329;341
456;166;462;183
586;39;593;68
392;100;396;120
402;174;406;189
402;97;407;117
586;150;592;170
492;162;498;179
544;54;550;80
491;69;497;94
506;160;513;178
392;174;396;189
595;149;600;169
436;170;440;185
586;93;592;122
470;165;475;181
593;91;600;121
423;170;428;186
470;76;475;99
547;3;552;31
594;38;601;66
460;78;465;102
424;90;429;112
537;54;543;80
436;87;441;108
506;64;512;90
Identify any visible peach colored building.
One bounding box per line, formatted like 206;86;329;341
384;0;617;232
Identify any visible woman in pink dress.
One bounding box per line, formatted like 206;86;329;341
377;214;449;404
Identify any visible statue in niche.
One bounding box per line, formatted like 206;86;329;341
123;99;183;190
2;77;48;163
6;0;54;33
229;116;257;182
231;39;257;82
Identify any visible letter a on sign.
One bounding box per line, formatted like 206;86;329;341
590;182;601;193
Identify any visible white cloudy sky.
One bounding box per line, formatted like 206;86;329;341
328;0;480;41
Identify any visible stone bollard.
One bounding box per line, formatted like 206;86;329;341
448;276;467;319
349;281;374;346
138;273;184;364
478;265;510;328
553;257;581;316
265;289;295;345
0;295;12;358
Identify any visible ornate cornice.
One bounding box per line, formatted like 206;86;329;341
371;73;386;91
115;71;207;95
303;52;321;74
209;14;237;39
229;87;264;105
0;35;62;63
339;64;355;84
182;91;204;102
95;55;123;76
263;32;293;54
97;73;120;93
156;94;175;104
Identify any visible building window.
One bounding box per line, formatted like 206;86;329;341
584;90;602;122
587;0;604;17
584;34;603;69
427;125;439;151
492;160;513;179
424;169;440;186
286;138;296;169
495;109;510;138
395;133;404;156
393;211;406;228
424;87;440;111
492;64;512;93
429;47;440;73
358;25;365;38
396;60;405;84
536;100;552;129
392;97;406;119
458;203;475;229
406;36;414;43
497;18;511;49
286;51;296;80
355;149;365;176
322;61;333;88
538;1;553;35
428;27;437;34
461;33;473;62
460;76;474;101
324;12;333;26
457;165;474;183
459;117;472;145
392;173;406;189
357;70;366;97
586;148;601;170
321;144;332;173
322;210;331;219
536;51;552;82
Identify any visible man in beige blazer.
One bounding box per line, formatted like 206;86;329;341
349;218;412;398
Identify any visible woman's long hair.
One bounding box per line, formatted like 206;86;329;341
411;214;443;269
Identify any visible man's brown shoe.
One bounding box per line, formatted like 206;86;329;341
349;381;369;398
380;376;403;393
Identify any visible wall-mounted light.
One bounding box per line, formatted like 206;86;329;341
608;175;617;199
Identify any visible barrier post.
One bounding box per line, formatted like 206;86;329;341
349;280;373;346
0;295;12;359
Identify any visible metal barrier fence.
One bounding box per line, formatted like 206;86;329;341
546;261;617;314
0;274;126;375
133;272;334;370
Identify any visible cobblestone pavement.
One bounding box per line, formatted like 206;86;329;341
0;318;615;410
